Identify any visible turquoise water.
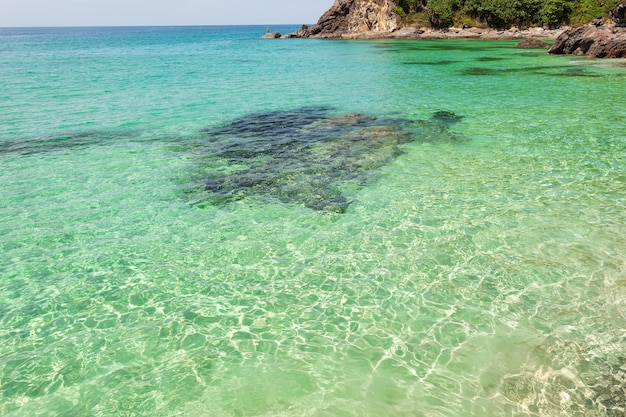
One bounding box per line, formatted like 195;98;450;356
1;25;625;416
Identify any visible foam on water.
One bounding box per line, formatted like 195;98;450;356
0;26;625;416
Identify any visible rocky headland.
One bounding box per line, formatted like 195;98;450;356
265;0;564;39
277;0;563;40
265;0;626;58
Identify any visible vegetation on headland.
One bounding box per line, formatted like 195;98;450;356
393;0;623;29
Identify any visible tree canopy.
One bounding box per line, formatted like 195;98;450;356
393;0;623;29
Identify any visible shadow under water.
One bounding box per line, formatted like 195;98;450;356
191;107;464;213
0;131;140;156
402;60;460;66
461;65;603;77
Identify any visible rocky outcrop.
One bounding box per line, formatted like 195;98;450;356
548;2;626;58
280;0;562;40
285;24;562;40
262;31;282;39
279;0;625;42
288;0;400;38
548;25;626;58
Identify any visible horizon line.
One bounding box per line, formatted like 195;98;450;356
0;23;311;29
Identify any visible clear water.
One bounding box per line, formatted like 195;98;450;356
1;26;625;417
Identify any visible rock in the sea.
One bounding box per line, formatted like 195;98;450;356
516;38;551;48
548;25;626;58
288;0;400;39
262;31;282;39
430;110;463;126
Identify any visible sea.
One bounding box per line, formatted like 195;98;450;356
0;25;625;417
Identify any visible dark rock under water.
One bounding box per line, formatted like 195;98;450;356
194;107;464;212
0;106;465;213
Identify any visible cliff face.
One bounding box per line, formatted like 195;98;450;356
290;0;400;38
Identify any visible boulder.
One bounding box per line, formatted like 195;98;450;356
591;18;604;27
516;38;551;48
548;25;626;58
262;31;282;39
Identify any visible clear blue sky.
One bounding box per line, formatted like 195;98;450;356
0;0;332;27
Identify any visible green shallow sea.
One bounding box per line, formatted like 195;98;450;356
0;26;625;416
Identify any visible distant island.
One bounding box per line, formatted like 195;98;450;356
265;0;626;58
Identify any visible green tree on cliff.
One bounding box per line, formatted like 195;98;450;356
395;0;426;13
394;0;623;29
427;0;462;28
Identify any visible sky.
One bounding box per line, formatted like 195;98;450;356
0;0;333;27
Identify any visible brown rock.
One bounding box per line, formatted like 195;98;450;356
289;0;400;39
548;25;626;58
286;0;565;41
516;38;551;48
262;31;282;39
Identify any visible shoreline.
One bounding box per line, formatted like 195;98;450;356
270;25;566;41
265;0;626;58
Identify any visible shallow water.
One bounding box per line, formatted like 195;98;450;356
0;26;625;416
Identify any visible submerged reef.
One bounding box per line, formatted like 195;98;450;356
197;107;408;213
0;106;465;212
193;106;464;212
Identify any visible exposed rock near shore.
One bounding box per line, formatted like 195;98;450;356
269;0;626;53
516;38;551;48
284;23;563;40
548;24;626;58
547;1;626;58
395;26;563;40
262;31;282;39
